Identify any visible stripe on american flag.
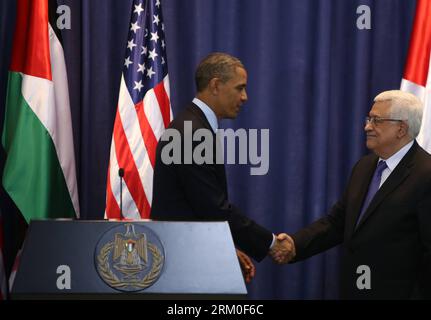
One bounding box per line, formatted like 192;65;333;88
154;81;171;128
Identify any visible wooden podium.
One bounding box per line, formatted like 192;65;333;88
11;220;247;299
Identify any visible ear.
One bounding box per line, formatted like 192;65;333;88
398;121;408;138
208;77;221;95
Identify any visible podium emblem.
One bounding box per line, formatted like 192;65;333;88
95;223;165;292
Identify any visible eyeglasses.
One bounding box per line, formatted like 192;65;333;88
365;116;405;126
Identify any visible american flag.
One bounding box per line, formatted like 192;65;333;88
105;0;172;220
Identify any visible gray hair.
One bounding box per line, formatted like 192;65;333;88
195;52;245;92
374;90;423;138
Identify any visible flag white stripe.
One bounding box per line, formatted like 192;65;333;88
48;25;79;216
144;89;165;142
163;75;171;100
163;75;174;121
400;79;426;100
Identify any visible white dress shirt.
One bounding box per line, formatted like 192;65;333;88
378;140;414;188
192;98;218;133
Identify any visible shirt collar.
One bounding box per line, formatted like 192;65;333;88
192;97;218;133
379;140;414;172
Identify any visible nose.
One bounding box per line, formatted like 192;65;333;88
241;89;248;102
364;121;372;132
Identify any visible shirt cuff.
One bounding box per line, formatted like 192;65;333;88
269;233;276;249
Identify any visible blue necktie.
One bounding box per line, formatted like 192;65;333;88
356;160;387;226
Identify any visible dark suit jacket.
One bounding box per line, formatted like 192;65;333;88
291;141;431;299
150;103;273;261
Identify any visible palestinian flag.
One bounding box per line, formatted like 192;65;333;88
2;0;79;222
401;0;431;153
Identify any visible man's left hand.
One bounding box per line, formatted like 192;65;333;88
236;248;256;283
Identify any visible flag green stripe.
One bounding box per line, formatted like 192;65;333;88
2;72;75;222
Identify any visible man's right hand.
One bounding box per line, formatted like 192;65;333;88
269;233;296;264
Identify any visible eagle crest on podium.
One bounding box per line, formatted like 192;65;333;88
95;223;165;292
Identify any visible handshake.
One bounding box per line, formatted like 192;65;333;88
269;233;296;264
237;233;296;283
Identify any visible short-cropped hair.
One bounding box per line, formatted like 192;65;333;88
195;52;245;92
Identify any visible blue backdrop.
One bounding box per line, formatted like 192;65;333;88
0;0;416;299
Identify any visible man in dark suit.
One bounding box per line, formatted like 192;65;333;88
151;53;293;281
274;90;431;299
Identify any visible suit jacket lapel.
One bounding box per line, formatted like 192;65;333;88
353;142;417;232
